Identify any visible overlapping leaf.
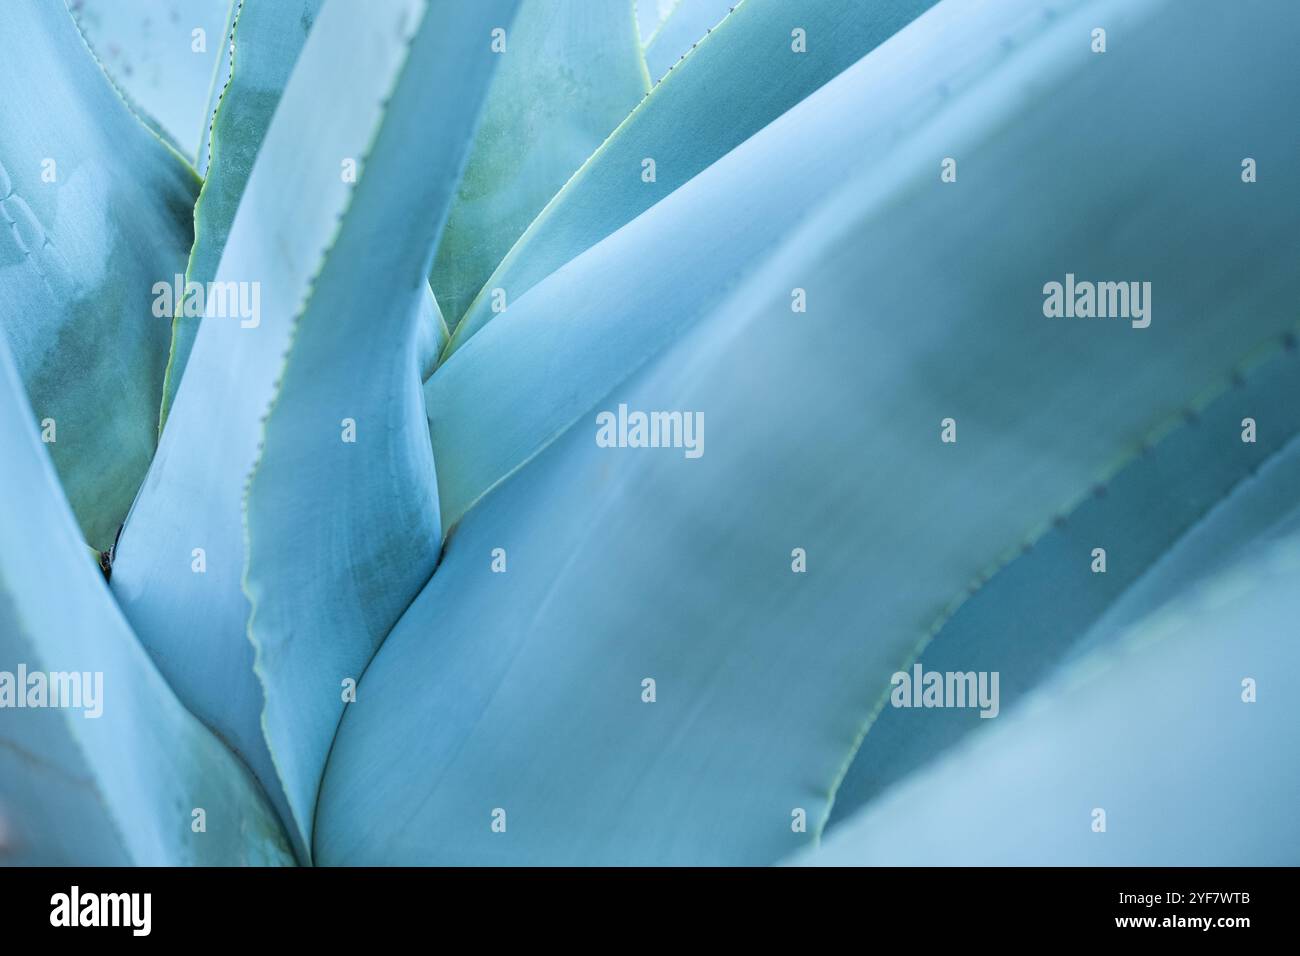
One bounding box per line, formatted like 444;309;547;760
70;0;231;159
643;0;737;81
0;0;199;551
0;339;293;866
797;482;1300;864
441;0;938;358
636;0;675;44
317;0;1300;864
827;343;1300;826
159;0;325;424
110;0;479;859
429;0;649;330
244;0;520;855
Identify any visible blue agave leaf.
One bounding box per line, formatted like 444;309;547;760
69;0;231;159
426;0;978;528
0;0;199;551
441;0;937;358
0;339;293;866
636;0;673;44
416;284;450;381
1066;438;1300;668
795;510;1300;865
316;0;1300;864
159;0;325;424
195;0;239;178
643;0;738;81
429;0;650;330
244;0;520;857
109;0;461;860
827;344;1300;827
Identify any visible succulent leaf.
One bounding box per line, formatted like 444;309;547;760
798;501;1300;865
69;0;232;160
109;0;483;860
0;0;199;551
319;0;1300;864
441;0;938;358
643;0;738;82
430;0;650;331
159;0;326;425
0;338;294;866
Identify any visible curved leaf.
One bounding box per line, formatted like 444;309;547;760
244;0;520;855
109;0;448;860
159;0;325;425
797;518;1300;865
70;0;232;159
636;0;674;44
826;344;1300;827
427;0;959;528
643;0;736;81
441;0;937;358
416;284;450;380
0;339;293;866
318;0;1300;864
430;0;649;330
0;0;199;551
196;0;240;178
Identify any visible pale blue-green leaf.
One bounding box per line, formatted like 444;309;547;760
70;0;231;160
429;0;648;331
796;521;1300;865
0;339;293;866
417;284;449;380
441;0;936;358
159;0;324;425
635;0;674;44
1066;436;1300;667
244;0;519;855
319;0;1300;864
195;0;239;178
643;0;736;81
826;346;1300;827
0;0;198;551
109;0;442;860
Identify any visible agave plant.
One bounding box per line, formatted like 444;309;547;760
1;0;1297;867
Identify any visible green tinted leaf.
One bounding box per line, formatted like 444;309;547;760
430;0;649;330
442;0;936;358
0;339;293;866
159;0;324;425
110;0;447;860
0;0;199;550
